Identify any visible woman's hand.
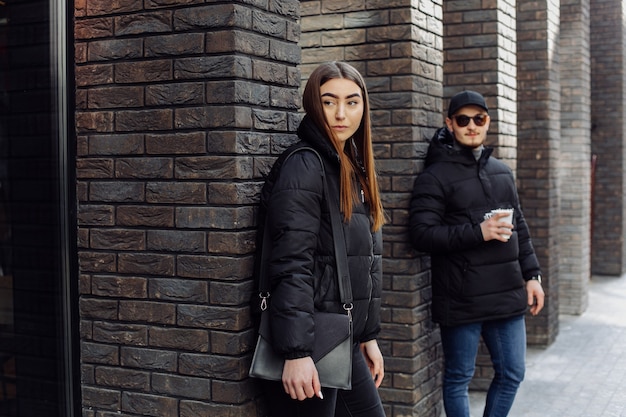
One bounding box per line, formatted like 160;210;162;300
282;357;323;400
360;340;385;388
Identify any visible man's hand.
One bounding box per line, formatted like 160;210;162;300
480;211;513;242
526;279;545;315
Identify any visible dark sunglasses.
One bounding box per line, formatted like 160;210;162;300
453;114;488;127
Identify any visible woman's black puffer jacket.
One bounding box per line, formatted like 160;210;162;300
266;116;382;360
409;127;541;326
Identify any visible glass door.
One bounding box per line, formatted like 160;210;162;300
0;0;78;415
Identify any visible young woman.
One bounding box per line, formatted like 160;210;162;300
259;62;386;417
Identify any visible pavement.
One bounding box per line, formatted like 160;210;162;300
465;274;626;417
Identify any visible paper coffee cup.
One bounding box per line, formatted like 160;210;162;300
490;208;513;239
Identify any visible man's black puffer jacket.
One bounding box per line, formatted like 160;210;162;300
409;127;541;326
266;116;382;360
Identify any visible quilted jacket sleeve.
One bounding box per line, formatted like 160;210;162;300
265;151;325;359
409;171;484;254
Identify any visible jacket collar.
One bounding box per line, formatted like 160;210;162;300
426;127;493;167
297;115;341;166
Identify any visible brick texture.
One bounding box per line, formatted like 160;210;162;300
443;0;518;168
560;0;591;314
516;0;561;348
590;0;626;275
75;1;300;416
301;2;444;416
73;0;618;416
443;0;562;390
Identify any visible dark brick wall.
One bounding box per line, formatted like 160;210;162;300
443;1;518;169
590;0;626;276
75;1;300;416
443;0;563;389
560;0;591;314
516;0;561;347
301;2;445;416
71;0;623;416
443;0;522;391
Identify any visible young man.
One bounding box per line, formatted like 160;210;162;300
409;90;545;417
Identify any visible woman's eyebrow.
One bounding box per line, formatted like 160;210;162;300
321;92;362;99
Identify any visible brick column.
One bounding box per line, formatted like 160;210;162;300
443;1;527;391
516;0;560;346
299;2;444;416
75;2;300;416
443;1;517;168
559;0;591;314
590;0;626;276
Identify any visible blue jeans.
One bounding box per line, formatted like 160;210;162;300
440;314;526;417
262;343;385;417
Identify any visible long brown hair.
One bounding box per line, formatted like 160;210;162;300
302;62;385;231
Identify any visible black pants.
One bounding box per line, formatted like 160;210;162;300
262;344;385;417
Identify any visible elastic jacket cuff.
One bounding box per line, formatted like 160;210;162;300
283;351;311;360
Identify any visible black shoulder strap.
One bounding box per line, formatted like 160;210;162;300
257;146;352;310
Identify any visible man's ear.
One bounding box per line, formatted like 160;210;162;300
445;117;453;130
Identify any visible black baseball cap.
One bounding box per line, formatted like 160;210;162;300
448;90;488;117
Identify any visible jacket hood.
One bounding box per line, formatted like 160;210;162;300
425;126;493;167
297;115;341;166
